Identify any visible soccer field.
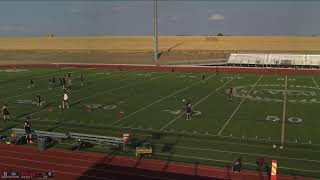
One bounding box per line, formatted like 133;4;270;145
0;67;320;178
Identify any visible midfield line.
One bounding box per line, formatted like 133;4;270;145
217;75;263;136
160;75;240;131
110;74;216;126
280;75;288;148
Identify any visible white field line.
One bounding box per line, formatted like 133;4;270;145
110;74;216;126
0;162;112;180
0;155;172;180
217;75;263;136
312;77;320;90
8;71;133;110
0;69;62;90
281;75;288;147
16;116;320;148
153;144;320;163
21;73;170;118
14;119;320;156
154;153;320;173
0;70;113;102
160;75;240;131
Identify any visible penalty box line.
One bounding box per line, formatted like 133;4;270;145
160;74;240;131
217;75;263;136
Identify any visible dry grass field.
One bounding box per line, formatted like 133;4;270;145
1;36;320;64
1;36;320;52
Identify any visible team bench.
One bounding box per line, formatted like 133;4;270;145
69;132;123;150
11;128;68;142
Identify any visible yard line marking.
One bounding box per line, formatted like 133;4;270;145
0;156;173;180
110;74;216;126
155;153;320;173
154;144;320;163
217;75;263;136
312;76;320;90
7;70;134;110
20;118;320;154
160;75;240;131
18;73;171;118
280;75;288;148
0;70;110;102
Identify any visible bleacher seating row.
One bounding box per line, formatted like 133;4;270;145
11;128;123;147
228;53;320;66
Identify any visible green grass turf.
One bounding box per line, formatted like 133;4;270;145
0;68;320;178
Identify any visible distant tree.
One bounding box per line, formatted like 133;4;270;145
217;33;223;36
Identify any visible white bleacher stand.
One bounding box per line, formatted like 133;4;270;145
228;53;320;67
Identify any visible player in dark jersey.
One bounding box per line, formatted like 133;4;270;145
36;94;43;108
2;104;9;121
186;100;192;120
62;76;66;90
29;79;34;88
202;74;205;80
59;77;63;86
80;74;84;86
24;117;33;143
48;78;52;90
52;76;55;87
229;85;233;99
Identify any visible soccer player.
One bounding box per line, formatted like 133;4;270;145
62;92;69;109
80;74;84;86
62;76;66;90
2;104;9;121
52;76;55;87
202;74;205;80
186;100;192;120
36;94;43;108
67;77;72;89
48;78;52;90
29;79;34;88
24;117;33;143
228;85;233;99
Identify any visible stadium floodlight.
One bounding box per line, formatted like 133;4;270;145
153;0;159;63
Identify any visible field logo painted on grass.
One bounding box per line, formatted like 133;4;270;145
232;85;320;104
163;110;202;116
85;104;117;110
265;115;303;123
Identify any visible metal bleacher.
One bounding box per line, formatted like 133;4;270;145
227;53;320;67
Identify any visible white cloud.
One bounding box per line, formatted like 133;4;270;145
170;16;178;21
208;14;225;21
111;6;122;11
70;8;81;13
0;25;26;32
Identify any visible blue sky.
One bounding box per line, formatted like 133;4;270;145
0;0;320;36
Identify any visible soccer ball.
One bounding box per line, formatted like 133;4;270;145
59;105;61;108
272;144;277;149
182;99;185;102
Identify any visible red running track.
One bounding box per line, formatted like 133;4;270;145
0;144;316;180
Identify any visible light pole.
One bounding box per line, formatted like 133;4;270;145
153;0;159;63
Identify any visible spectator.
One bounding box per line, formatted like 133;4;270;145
24;117;33;143
232;158;242;172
